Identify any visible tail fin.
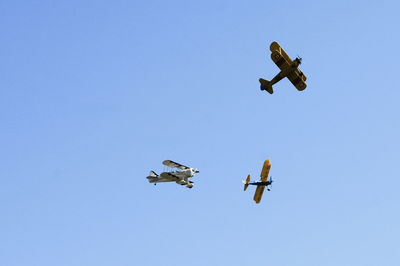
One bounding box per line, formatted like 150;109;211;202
242;174;251;191
149;171;158;177
259;78;274;94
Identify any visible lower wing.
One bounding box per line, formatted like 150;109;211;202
153;172;179;182
253;185;266;204
288;70;307;91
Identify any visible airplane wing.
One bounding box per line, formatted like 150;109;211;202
260;159;271;182
287;70;307;91
162;160;190;170
159;172;180;181
270;41;292;71
253;185;266;204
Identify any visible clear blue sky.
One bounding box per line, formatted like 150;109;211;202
1;1;400;265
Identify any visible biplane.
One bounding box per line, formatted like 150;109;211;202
259;41;307;94
243;159;273;204
146;160;199;189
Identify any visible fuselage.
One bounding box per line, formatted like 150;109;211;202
248;181;272;186
270;58;302;86
170;168;198;179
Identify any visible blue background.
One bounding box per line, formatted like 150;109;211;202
1;1;399;265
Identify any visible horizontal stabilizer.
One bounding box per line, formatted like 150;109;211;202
259;78;273;94
146;171;159;183
243;174;250;191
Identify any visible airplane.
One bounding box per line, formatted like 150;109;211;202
243;159;273;204
146;160;199;189
259;41;307;94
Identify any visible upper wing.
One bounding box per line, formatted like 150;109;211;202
162;160;190;170
270;42;293;62
253;185;266;204
260;159;271;182
287;70;307;91
270;41;292;71
159;172;180;181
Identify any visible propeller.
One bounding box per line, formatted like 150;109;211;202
268;176;273;191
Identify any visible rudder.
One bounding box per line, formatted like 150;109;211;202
149;171;158;177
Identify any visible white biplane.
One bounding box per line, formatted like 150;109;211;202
146;160;199;189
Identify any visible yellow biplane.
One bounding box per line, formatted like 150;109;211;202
243;159;273;204
259;41;307;94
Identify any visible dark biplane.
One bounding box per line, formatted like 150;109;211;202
259;42;307;94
